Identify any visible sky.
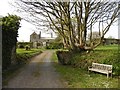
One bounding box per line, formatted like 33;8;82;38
0;0;56;42
0;0;119;42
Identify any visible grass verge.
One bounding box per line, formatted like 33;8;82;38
54;64;118;88
51;45;119;88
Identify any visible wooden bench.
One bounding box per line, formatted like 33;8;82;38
88;63;112;78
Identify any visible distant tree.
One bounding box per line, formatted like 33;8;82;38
87;31;101;46
88;31;101;40
45;34;64;49
107;36;115;39
2;14;21;70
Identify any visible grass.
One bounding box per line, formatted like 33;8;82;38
52;45;119;88
16;48;44;56
95;45;118;50
16;48;43;64
71;45;119;75
17;48;44;54
51;50;58;63
3;48;43;86
54;65;118;88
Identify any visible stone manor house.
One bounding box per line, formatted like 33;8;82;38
30;31;55;48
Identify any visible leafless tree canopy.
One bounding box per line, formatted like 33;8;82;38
14;0;120;52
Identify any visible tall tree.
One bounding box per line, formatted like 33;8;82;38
14;0;120;52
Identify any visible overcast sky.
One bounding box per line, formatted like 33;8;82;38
0;0;119;42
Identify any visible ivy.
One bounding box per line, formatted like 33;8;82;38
2;14;21;70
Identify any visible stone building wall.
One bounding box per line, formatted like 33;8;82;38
103;38;120;45
30;32;55;48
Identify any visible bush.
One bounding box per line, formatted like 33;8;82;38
2;15;21;70
17;42;33;48
25;45;30;50
56;51;72;65
19;44;25;48
46;42;63;49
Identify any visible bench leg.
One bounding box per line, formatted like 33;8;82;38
107;73;109;78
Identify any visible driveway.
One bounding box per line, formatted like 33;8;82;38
4;50;66;88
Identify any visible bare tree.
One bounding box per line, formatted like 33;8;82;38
14;0;120;52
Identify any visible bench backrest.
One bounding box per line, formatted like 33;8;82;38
92;63;112;71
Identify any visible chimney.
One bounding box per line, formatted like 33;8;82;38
39;31;41;39
51;33;53;38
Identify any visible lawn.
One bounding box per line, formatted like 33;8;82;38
52;45;119;88
17;48;44;54
16;48;43;64
54;64;118;88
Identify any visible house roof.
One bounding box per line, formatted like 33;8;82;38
104;38;120;40
40;37;55;40
30;32;37;36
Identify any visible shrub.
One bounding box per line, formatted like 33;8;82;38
46;42;63;49
25;45;30;50
2;14;21;70
17;42;33;48
56;51;72;65
19;44;25;48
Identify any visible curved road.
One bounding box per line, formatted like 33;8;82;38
4;50;66;88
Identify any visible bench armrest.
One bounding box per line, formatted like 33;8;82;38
88;66;92;69
108;69;112;71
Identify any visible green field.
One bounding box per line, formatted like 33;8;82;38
17;48;43;54
95;45;118;50
52;45;119;88
16;48;43;64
